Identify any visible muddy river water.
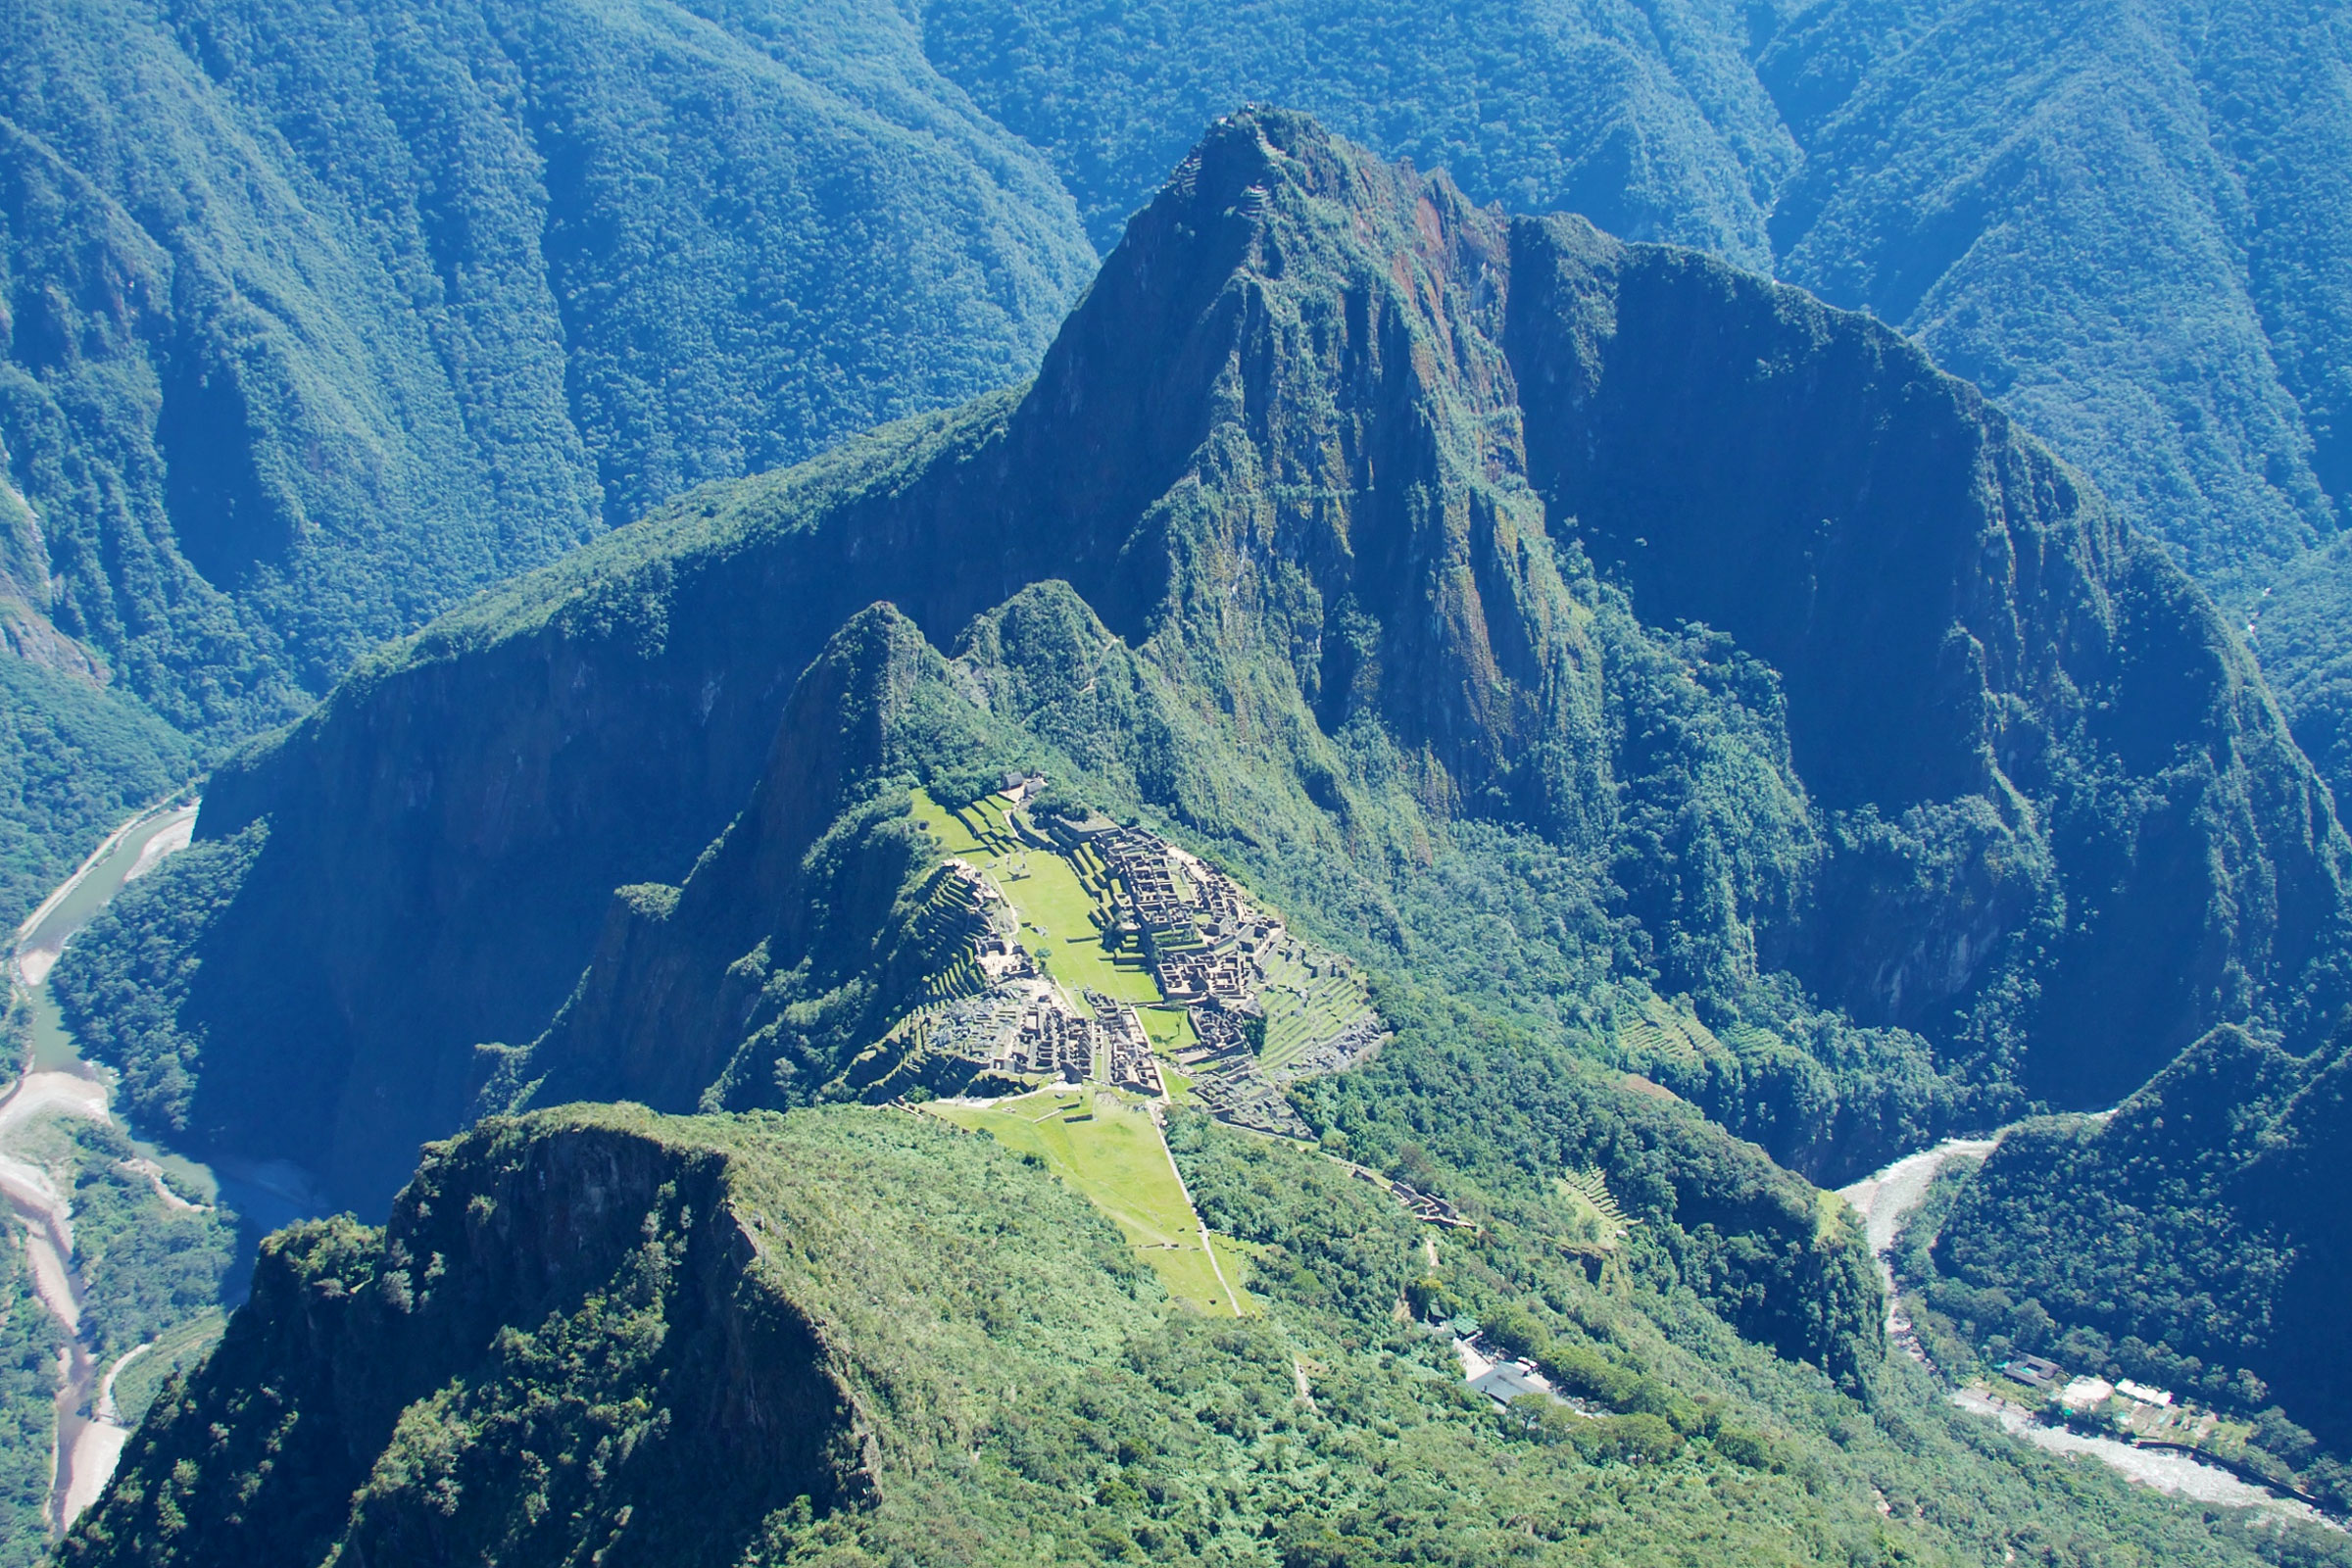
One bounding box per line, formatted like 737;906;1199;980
1839;1140;2333;1529
8;804;206;1532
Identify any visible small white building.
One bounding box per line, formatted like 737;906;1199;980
2115;1379;2174;1407
2058;1376;2115;1412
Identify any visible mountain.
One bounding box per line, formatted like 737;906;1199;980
12;0;2352;911
1891;1020;2352;1473
59;1102;2352;1567
912;0;2352;792
0;0;1094;923
0;653;190;931
921;0;2350;590
55;111;2347;1228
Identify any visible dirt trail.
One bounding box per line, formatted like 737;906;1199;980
1150;1104;1245;1317
94;1344;152;1425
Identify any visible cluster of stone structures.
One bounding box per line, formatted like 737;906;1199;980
1284;1010;1386;1077
908;788;1385;1127
1174;1002;1309;1137
1101;835;1259;1004
922;978;1089;1082
1337;1159;1475;1228
1086;990;1165;1097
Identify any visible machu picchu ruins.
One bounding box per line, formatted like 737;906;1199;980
874;782;1387;1134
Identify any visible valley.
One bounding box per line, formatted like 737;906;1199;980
2;802;230;1547
1843;1130;2347;1529
24;95;2352;1568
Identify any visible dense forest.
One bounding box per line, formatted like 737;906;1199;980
59;111;2341;1211
0;0;1093;925
9;1;2352;1558
5;0;2350;921
66;1103;2352;1566
47;118;2352;1542
1881;1025;2352;1475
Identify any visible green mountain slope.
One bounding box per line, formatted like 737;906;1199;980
447;586;1874;1374
57;111;2345;1211
0;0;1093;909
913;0;2352;801
13;0;2352;926
1899;1020;2352;1474
1763;0;2349;598
60;1102;2352;1567
916;0;2350;595
11;0;2352;950
915;0;1797;263
0;655;189;931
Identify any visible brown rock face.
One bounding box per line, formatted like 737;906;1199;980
117;109;2348;1207
65;1112;861;1568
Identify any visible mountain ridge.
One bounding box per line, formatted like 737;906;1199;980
59;110;2347;1216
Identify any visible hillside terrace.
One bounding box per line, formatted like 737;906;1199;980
910;787;1386;1136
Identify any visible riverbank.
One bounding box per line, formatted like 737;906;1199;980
5;801;208;1537
1841;1137;2330;1529
1954;1388;2334;1526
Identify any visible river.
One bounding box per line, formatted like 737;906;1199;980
7;803;210;1534
1838;1139;2332;1529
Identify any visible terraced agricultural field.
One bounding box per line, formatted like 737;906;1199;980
928;1088;1249;1314
1256;950;1372;1069
909;791;1160;1011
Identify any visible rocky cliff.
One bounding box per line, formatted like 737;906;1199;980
62;1108;867;1568
61;111;2352;1211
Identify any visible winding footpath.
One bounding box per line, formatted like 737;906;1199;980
7;805;199;1534
1152;1108;1246;1318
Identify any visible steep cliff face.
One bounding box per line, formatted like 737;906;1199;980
73;111;2351;1209
493;604;1019;1115
63;1109;865;1568
1507;217;2350;1105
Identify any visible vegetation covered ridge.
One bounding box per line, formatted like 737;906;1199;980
0;0;1095;931
1893;1021;2352;1485
51;103;2352;1494
64;1102;2352;1567
68;107;2348;1215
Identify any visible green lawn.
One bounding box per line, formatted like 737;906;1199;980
929;1088;1248;1315
1140;1006;1198;1052
910;790;1162;1012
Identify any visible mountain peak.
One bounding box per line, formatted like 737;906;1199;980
83;117;2349;1223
